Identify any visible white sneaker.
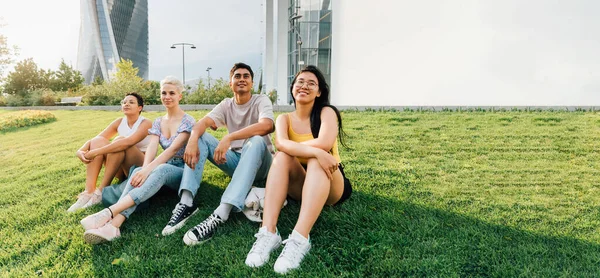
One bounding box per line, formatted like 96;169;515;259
245;226;282;267
274;230;311;274
83;221;121;244
67;192;92;213
81;191;102;209
80;208;112;230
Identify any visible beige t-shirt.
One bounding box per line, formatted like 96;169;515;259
207;94;274;153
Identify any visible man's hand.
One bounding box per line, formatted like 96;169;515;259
76;150;92;164
184;141;200;169
214;135;231;165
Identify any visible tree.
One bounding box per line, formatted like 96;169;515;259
183;78;234;104
92;75;104;86
114;58;142;84
3;58;46;97
0;19;18;77
80;58;146;105
51;59;84;92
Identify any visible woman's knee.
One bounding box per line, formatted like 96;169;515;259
90;136;110;148
305;157;320;168
273;152;295;165
106;150;125;159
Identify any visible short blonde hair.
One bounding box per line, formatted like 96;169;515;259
160;76;184;93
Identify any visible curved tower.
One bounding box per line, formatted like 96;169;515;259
77;0;148;84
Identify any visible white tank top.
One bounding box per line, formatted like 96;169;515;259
117;116;151;152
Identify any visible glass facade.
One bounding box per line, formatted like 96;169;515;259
77;0;148;84
288;0;332;102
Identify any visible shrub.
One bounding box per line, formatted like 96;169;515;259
267;89;278;104
29;89;59;106
184;78;233;104
5;94;27;106
0;110;57;132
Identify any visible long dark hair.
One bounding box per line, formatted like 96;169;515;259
290;65;347;148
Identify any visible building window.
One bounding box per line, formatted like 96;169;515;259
288;0;332;103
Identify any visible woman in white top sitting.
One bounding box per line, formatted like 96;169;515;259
68;92;152;212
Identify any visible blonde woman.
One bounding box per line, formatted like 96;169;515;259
80;76;196;244
69;92;151;212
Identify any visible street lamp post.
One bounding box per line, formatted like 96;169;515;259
170;43;196;86
206;67;212;91
290;13;303;73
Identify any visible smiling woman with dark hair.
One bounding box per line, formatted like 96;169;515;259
245;65;352;274
68;92;152;213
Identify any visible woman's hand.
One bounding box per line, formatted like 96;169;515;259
315;149;338;180
76;150;92;164
83;150;97;161
130;167;151;187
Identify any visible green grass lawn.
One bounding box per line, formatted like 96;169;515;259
1;110;600;277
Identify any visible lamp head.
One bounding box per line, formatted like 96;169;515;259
170;45;176;49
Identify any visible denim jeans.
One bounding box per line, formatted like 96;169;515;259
119;157;186;218
179;133;273;211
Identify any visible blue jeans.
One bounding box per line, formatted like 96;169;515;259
120;158;186;218
179;133;273;211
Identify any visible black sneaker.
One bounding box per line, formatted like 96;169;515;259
161;203;199;236
183;214;224;246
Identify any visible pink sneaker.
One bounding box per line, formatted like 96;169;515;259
80;208;112;230
81;191;102;209
83;221;121;244
67;192;92;213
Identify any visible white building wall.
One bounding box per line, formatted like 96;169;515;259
275;0;290;104
329;0;600;106
264;0;276;92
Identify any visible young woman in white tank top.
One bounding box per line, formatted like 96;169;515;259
68;93;152;213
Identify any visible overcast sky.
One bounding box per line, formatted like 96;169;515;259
0;0;264;83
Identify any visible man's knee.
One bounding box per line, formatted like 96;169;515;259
198;133;212;147
243;135;267;150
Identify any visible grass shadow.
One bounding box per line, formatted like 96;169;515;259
86;190;600;277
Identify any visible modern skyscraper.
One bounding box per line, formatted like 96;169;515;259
77;0;148;84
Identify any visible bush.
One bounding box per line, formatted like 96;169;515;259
0;110;57;132
5;94;27;106
29;89;59;106
267;89;278;104
0;95;6;106
184;78;233;104
80;59;153;106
